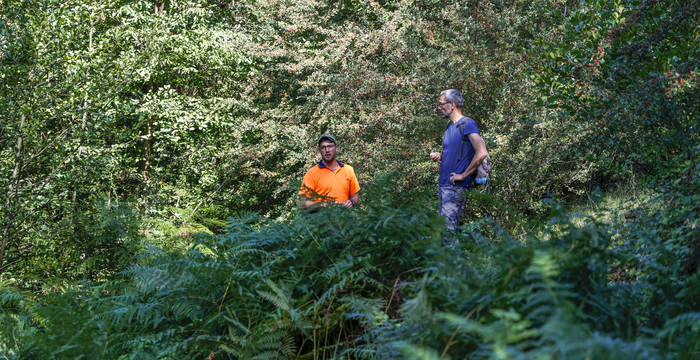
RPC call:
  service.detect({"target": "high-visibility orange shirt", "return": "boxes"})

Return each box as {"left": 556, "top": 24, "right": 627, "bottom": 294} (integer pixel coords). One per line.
{"left": 299, "top": 161, "right": 360, "bottom": 203}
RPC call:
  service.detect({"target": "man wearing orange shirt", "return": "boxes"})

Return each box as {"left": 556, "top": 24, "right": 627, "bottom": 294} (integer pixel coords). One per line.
{"left": 300, "top": 134, "right": 360, "bottom": 210}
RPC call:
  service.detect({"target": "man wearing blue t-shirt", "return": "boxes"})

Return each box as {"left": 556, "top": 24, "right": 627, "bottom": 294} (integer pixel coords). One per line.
{"left": 429, "top": 89, "right": 488, "bottom": 235}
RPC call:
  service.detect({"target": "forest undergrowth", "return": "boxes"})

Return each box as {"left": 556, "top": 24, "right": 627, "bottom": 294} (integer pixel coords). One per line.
{"left": 1, "top": 171, "right": 698, "bottom": 359}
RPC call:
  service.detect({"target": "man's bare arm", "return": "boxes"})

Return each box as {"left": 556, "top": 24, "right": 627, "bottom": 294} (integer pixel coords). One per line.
{"left": 449, "top": 133, "right": 488, "bottom": 185}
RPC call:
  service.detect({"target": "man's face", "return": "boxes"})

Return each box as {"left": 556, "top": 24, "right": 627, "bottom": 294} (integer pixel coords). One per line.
{"left": 437, "top": 94, "right": 452, "bottom": 118}
{"left": 319, "top": 140, "right": 337, "bottom": 163}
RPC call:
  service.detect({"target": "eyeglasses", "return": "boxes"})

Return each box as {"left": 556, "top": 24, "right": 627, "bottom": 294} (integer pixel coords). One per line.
{"left": 437, "top": 101, "right": 450, "bottom": 106}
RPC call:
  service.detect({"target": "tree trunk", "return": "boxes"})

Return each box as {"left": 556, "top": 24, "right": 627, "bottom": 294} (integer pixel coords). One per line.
{"left": 70, "top": 21, "right": 94, "bottom": 227}
{"left": 1, "top": 114, "right": 25, "bottom": 274}
{"left": 154, "top": 0, "right": 166, "bottom": 14}
{"left": 144, "top": 117, "right": 151, "bottom": 183}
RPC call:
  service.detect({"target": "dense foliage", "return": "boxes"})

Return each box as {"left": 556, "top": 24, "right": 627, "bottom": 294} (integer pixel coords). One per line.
{"left": 1, "top": 175, "right": 698, "bottom": 359}
{"left": 1, "top": 0, "right": 698, "bottom": 358}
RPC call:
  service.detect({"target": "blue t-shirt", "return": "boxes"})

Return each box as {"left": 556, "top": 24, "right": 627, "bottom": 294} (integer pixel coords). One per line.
{"left": 439, "top": 117, "right": 479, "bottom": 187}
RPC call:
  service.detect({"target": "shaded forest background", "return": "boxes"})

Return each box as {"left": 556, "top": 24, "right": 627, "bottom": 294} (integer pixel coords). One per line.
{"left": 1, "top": 0, "right": 698, "bottom": 358}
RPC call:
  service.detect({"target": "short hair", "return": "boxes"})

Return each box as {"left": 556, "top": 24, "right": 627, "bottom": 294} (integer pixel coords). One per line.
{"left": 440, "top": 89, "right": 464, "bottom": 108}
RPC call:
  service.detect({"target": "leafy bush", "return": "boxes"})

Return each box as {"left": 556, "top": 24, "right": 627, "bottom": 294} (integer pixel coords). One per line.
{"left": 531, "top": 0, "right": 699, "bottom": 184}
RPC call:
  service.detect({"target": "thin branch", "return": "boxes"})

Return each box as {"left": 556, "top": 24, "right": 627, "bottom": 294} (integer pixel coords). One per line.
{"left": 20, "top": 128, "right": 69, "bottom": 170}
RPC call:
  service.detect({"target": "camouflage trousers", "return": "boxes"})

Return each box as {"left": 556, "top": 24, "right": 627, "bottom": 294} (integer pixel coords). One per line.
{"left": 438, "top": 185, "right": 471, "bottom": 233}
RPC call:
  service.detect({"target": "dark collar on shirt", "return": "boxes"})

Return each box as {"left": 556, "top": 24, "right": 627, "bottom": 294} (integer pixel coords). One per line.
{"left": 318, "top": 160, "right": 344, "bottom": 168}
{"left": 445, "top": 116, "right": 469, "bottom": 130}
{"left": 455, "top": 116, "right": 469, "bottom": 127}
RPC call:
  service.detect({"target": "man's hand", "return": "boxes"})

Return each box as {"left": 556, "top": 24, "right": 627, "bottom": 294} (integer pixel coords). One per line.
{"left": 303, "top": 198, "right": 327, "bottom": 210}
{"left": 449, "top": 172, "right": 465, "bottom": 185}
{"left": 430, "top": 152, "right": 441, "bottom": 162}
{"left": 341, "top": 200, "right": 354, "bottom": 208}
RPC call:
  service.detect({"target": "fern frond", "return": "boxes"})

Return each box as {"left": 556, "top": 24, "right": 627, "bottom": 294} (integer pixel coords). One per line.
{"left": 659, "top": 312, "right": 700, "bottom": 339}
{"left": 399, "top": 344, "right": 443, "bottom": 360}
{"left": 257, "top": 288, "right": 290, "bottom": 313}
{"left": 0, "top": 289, "right": 25, "bottom": 306}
